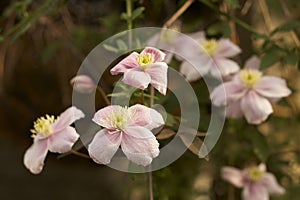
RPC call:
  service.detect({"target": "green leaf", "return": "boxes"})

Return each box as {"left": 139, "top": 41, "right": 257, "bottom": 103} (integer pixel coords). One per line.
{"left": 207, "top": 22, "right": 231, "bottom": 37}
{"left": 103, "top": 44, "right": 119, "bottom": 53}
{"left": 286, "top": 52, "right": 299, "bottom": 66}
{"left": 120, "top": 12, "right": 129, "bottom": 20}
{"left": 224, "top": 0, "right": 240, "bottom": 9}
{"left": 247, "top": 131, "right": 270, "bottom": 162}
{"left": 131, "top": 7, "right": 145, "bottom": 20}
{"left": 271, "top": 21, "right": 300, "bottom": 35}
{"left": 260, "top": 47, "right": 282, "bottom": 69}
{"left": 116, "top": 39, "right": 128, "bottom": 51}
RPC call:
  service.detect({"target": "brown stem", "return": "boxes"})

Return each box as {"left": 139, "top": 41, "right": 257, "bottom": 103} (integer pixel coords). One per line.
{"left": 70, "top": 150, "right": 91, "bottom": 159}
{"left": 258, "top": 0, "right": 273, "bottom": 33}
{"left": 96, "top": 85, "right": 110, "bottom": 105}
{"left": 163, "top": 0, "right": 194, "bottom": 28}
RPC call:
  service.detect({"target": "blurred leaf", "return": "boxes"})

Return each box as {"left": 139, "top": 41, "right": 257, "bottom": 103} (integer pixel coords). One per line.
{"left": 116, "top": 39, "right": 128, "bottom": 51}
{"left": 286, "top": 52, "right": 299, "bottom": 66}
{"left": 271, "top": 21, "right": 300, "bottom": 35}
{"left": 42, "top": 40, "right": 62, "bottom": 64}
{"left": 247, "top": 131, "right": 270, "bottom": 162}
{"left": 120, "top": 12, "right": 129, "bottom": 20}
{"left": 103, "top": 44, "right": 119, "bottom": 53}
{"left": 207, "top": 22, "right": 231, "bottom": 37}
{"left": 260, "top": 47, "right": 282, "bottom": 69}
{"left": 224, "top": 0, "right": 240, "bottom": 9}
{"left": 165, "top": 113, "right": 179, "bottom": 127}
{"left": 156, "top": 128, "right": 176, "bottom": 140}
{"left": 131, "top": 7, "right": 145, "bottom": 20}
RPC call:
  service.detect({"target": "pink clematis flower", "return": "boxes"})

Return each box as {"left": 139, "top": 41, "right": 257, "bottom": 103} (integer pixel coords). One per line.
{"left": 23, "top": 106, "right": 85, "bottom": 174}
{"left": 70, "top": 75, "right": 96, "bottom": 93}
{"left": 88, "top": 104, "right": 164, "bottom": 166}
{"left": 211, "top": 56, "right": 291, "bottom": 124}
{"left": 110, "top": 47, "right": 168, "bottom": 95}
{"left": 222, "top": 164, "right": 285, "bottom": 200}
{"left": 177, "top": 31, "right": 241, "bottom": 81}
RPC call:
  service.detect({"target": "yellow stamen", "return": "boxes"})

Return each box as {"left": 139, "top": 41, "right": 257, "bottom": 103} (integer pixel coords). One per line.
{"left": 110, "top": 107, "right": 129, "bottom": 130}
{"left": 248, "top": 167, "right": 265, "bottom": 182}
{"left": 31, "top": 115, "right": 57, "bottom": 137}
{"left": 203, "top": 39, "right": 218, "bottom": 55}
{"left": 137, "top": 53, "right": 154, "bottom": 70}
{"left": 239, "top": 69, "right": 262, "bottom": 88}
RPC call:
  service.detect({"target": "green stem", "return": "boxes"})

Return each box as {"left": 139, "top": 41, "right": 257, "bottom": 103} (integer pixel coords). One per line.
{"left": 126, "top": 0, "right": 133, "bottom": 48}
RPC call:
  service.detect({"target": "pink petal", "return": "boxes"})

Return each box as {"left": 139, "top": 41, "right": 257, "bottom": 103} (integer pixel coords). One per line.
{"left": 261, "top": 173, "right": 285, "bottom": 194}
{"left": 215, "top": 38, "right": 241, "bottom": 58}
{"left": 93, "top": 105, "right": 123, "bottom": 129}
{"left": 245, "top": 56, "right": 261, "bottom": 69}
{"left": 188, "top": 31, "right": 206, "bottom": 44}
{"left": 48, "top": 126, "right": 80, "bottom": 153}
{"left": 254, "top": 76, "right": 291, "bottom": 99}
{"left": 122, "top": 69, "right": 151, "bottom": 90}
{"left": 141, "top": 47, "right": 166, "bottom": 62}
{"left": 243, "top": 183, "right": 269, "bottom": 200}
{"left": 23, "top": 139, "right": 48, "bottom": 174}
{"left": 147, "top": 62, "right": 168, "bottom": 95}
{"left": 51, "top": 106, "right": 85, "bottom": 133}
{"left": 88, "top": 129, "right": 122, "bottom": 164}
{"left": 110, "top": 52, "right": 139, "bottom": 75}
{"left": 128, "top": 104, "right": 152, "bottom": 127}
{"left": 221, "top": 166, "right": 245, "bottom": 188}
{"left": 226, "top": 101, "right": 243, "bottom": 118}
{"left": 121, "top": 126, "right": 159, "bottom": 166}
{"left": 70, "top": 75, "right": 96, "bottom": 93}
{"left": 179, "top": 61, "right": 203, "bottom": 82}
{"left": 211, "top": 82, "right": 246, "bottom": 106}
{"left": 145, "top": 108, "right": 165, "bottom": 130}
{"left": 241, "top": 91, "right": 273, "bottom": 124}
{"left": 212, "top": 58, "right": 240, "bottom": 77}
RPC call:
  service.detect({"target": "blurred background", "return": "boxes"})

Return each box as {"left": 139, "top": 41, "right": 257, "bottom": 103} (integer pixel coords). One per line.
{"left": 0, "top": 0, "right": 300, "bottom": 199}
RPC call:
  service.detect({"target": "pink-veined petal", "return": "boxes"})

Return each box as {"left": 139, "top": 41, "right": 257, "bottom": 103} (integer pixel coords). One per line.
{"left": 241, "top": 91, "right": 273, "bottom": 125}
{"left": 254, "top": 76, "right": 291, "bottom": 99}
{"left": 122, "top": 69, "right": 151, "bottom": 90}
{"left": 70, "top": 75, "right": 96, "bottom": 93}
{"left": 212, "top": 58, "right": 240, "bottom": 77}
{"left": 211, "top": 82, "right": 246, "bottom": 106}
{"left": 147, "top": 62, "right": 168, "bottom": 95}
{"left": 110, "top": 52, "right": 139, "bottom": 75}
{"left": 226, "top": 100, "right": 243, "bottom": 118}
{"left": 221, "top": 166, "right": 245, "bottom": 188}
{"left": 145, "top": 108, "right": 165, "bottom": 130}
{"left": 180, "top": 61, "right": 203, "bottom": 82}
{"left": 128, "top": 104, "right": 152, "bottom": 127}
{"left": 23, "top": 139, "right": 48, "bottom": 174}
{"left": 93, "top": 105, "right": 123, "bottom": 129}
{"left": 242, "top": 183, "right": 269, "bottom": 200}
{"left": 261, "top": 173, "right": 285, "bottom": 194}
{"left": 48, "top": 126, "right": 80, "bottom": 153}
{"left": 215, "top": 39, "right": 241, "bottom": 58}
{"left": 141, "top": 47, "right": 166, "bottom": 62}
{"left": 245, "top": 56, "right": 261, "bottom": 69}
{"left": 51, "top": 106, "right": 85, "bottom": 133}
{"left": 121, "top": 126, "right": 159, "bottom": 166}
{"left": 88, "top": 129, "right": 122, "bottom": 164}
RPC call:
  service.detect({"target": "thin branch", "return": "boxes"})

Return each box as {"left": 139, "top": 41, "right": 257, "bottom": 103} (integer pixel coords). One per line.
{"left": 97, "top": 85, "right": 111, "bottom": 106}
{"left": 70, "top": 150, "right": 91, "bottom": 159}
{"left": 258, "top": 0, "right": 273, "bottom": 33}
{"left": 163, "top": 0, "right": 194, "bottom": 28}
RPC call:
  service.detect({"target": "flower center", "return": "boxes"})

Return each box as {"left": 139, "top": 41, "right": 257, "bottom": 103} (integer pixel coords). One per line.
{"left": 31, "top": 115, "right": 57, "bottom": 137}
{"left": 203, "top": 39, "right": 218, "bottom": 55}
{"left": 239, "top": 69, "right": 262, "bottom": 88}
{"left": 248, "top": 167, "right": 265, "bottom": 182}
{"left": 111, "top": 107, "right": 129, "bottom": 130}
{"left": 137, "top": 53, "right": 154, "bottom": 69}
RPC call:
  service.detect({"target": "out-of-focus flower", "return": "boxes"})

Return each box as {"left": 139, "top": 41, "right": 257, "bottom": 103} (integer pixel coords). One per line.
{"left": 177, "top": 31, "right": 241, "bottom": 81}
{"left": 24, "top": 107, "right": 85, "bottom": 174}
{"left": 70, "top": 75, "right": 96, "bottom": 93}
{"left": 211, "top": 56, "right": 291, "bottom": 124}
{"left": 88, "top": 104, "right": 164, "bottom": 166}
{"left": 222, "top": 164, "right": 285, "bottom": 200}
{"left": 110, "top": 47, "right": 168, "bottom": 95}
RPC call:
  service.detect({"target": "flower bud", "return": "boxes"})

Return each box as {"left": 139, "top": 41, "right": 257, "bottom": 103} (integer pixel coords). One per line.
{"left": 70, "top": 75, "right": 96, "bottom": 93}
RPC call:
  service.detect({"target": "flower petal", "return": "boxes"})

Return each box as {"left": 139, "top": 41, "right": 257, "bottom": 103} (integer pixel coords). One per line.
{"left": 23, "top": 139, "right": 48, "bottom": 174}
{"left": 128, "top": 104, "right": 152, "bottom": 127}
{"left": 145, "top": 108, "right": 165, "bottom": 130}
{"left": 254, "top": 76, "right": 291, "bottom": 98}
{"left": 51, "top": 106, "right": 85, "bottom": 133}
{"left": 221, "top": 166, "right": 245, "bottom": 188}
{"left": 122, "top": 69, "right": 151, "bottom": 90}
{"left": 70, "top": 75, "right": 96, "bottom": 93}
{"left": 141, "top": 47, "right": 166, "bottom": 62}
{"left": 261, "top": 173, "right": 285, "bottom": 194}
{"left": 211, "top": 82, "right": 246, "bottom": 106}
{"left": 242, "top": 183, "right": 269, "bottom": 200}
{"left": 110, "top": 52, "right": 139, "bottom": 75}
{"left": 88, "top": 129, "right": 122, "bottom": 164}
{"left": 147, "top": 62, "right": 168, "bottom": 95}
{"left": 48, "top": 127, "right": 80, "bottom": 153}
{"left": 180, "top": 61, "right": 203, "bottom": 82}
{"left": 245, "top": 56, "right": 261, "bottom": 69}
{"left": 215, "top": 39, "right": 241, "bottom": 58}
{"left": 93, "top": 105, "right": 123, "bottom": 129}
{"left": 241, "top": 91, "right": 273, "bottom": 124}
{"left": 226, "top": 101, "right": 243, "bottom": 118}
{"left": 212, "top": 58, "right": 240, "bottom": 77}
{"left": 122, "top": 126, "right": 159, "bottom": 166}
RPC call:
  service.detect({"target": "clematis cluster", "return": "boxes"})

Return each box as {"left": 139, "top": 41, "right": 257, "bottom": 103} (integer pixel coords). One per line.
{"left": 23, "top": 106, "right": 85, "bottom": 174}
{"left": 222, "top": 164, "right": 285, "bottom": 200}
{"left": 211, "top": 56, "right": 291, "bottom": 124}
